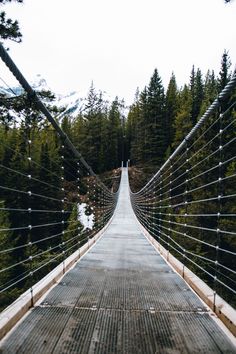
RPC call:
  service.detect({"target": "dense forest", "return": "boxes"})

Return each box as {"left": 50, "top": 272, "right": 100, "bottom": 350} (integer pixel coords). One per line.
{"left": 0, "top": 80, "right": 124, "bottom": 308}
{"left": 1, "top": 49, "right": 235, "bottom": 308}
{"left": 127, "top": 52, "right": 232, "bottom": 184}
{"left": 0, "top": 0, "right": 235, "bottom": 309}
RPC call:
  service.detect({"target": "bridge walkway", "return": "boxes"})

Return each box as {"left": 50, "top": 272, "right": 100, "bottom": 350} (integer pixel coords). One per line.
{"left": 1, "top": 169, "right": 235, "bottom": 353}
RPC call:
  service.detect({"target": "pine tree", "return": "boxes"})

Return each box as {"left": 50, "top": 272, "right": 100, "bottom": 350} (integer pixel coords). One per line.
{"left": 126, "top": 88, "right": 140, "bottom": 163}
{"left": 165, "top": 72, "right": 178, "bottom": 152}
{"left": 190, "top": 67, "right": 204, "bottom": 124}
{"left": 106, "top": 98, "right": 123, "bottom": 170}
{"left": 0, "top": 202, "right": 13, "bottom": 287}
{"left": 136, "top": 87, "right": 148, "bottom": 164}
{"left": 218, "top": 50, "right": 231, "bottom": 92}
{"left": 145, "top": 69, "right": 166, "bottom": 167}
{"left": 63, "top": 204, "right": 83, "bottom": 243}
{"left": 82, "top": 84, "right": 107, "bottom": 172}
{"left": 200, "top": 70, "right": 217, "bottom": 114}
{"left": 0, "top": 11, "right": 22, "bottom": 43}
{"left": 172, "top": 85, "right": 192, "bottom": 149}
{"left": 98, "top": 115, "right": 110, "bottom": 171}
{"left": 60, "top": 116, "right": 78, "bottom": 181}
{"left": 0, "top": 201, "right": 18, "bottom": 310}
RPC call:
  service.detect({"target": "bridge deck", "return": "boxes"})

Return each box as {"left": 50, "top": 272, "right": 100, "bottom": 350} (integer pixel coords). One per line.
{"left": 1, "top": 169, "right": 235, "bottom": 353}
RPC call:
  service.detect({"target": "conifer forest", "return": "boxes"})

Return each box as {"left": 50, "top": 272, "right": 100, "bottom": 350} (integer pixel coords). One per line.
{"left": 0, "top": 0, "right": 235, "bottom": 311}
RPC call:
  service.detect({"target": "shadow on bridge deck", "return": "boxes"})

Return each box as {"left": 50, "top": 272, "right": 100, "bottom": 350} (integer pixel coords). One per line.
{"left": 1, "top": 169, "right": 235, "bottom": 353}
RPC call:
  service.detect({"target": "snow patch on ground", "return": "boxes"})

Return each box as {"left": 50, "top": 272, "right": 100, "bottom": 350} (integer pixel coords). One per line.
{"left": 78, "top": 203, "right": 94, "bottom": 230}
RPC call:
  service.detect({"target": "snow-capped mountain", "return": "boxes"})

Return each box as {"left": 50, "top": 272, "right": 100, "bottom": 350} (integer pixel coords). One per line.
{"left": 0, "top": 74, "right": 84, "bottom": 119}
{"left": 54, "top": 90, "right": 84, "bottom": 119}
{"left": 0, "top": 74, "right": 130, "bottom": 119}
{"left": 32, "top": 74, "right": 50, "bottom": 91}
{"left": 0, "top": 85, "right": 24, "bottom": 97}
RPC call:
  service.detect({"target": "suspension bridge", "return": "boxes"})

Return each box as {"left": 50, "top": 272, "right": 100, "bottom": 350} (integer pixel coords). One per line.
{"left": 0, "top": 43, "right": 236, "bottom": 353}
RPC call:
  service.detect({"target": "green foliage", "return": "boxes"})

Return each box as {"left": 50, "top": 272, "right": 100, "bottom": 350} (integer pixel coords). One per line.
{"left": 0, "top": 47, "right": 235, "bottom": 310}
{"left": 71, "top": 84, "right": 124, "bottom": 173}
{"left": 218, "top": 50, "right": 231, "bottom": 91}
{"left": 172, "top": 85, "right": 192, "bottom": 149}
{"left": 0, "top": 0, "right": 23, "bottom": 43}
{"left": 127, "top": 69, "right": 167, "bottom": 169}
{"left": 127, "top": 52, "right": 236, "bottom": 306}
{"left": 165, "top": 73, "right": 178, "bottom": 152}
{"left": 63, "top": 204, "right": 83, "bottom": 253}
{"left": 0, "top": 201, "right": 13, "bottom": 284}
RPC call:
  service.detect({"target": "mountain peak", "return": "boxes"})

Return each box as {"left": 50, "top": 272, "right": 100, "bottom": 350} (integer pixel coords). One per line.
{"left": 0, "top": 74, "right": 84, "bottom": 119}
{"left": 31, "top": 74, "right": 50, "bottom": 91}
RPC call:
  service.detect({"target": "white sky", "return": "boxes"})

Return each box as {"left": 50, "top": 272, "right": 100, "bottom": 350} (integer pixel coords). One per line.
{"left": 1, "top": 0, "right": 236, "bottom": 105}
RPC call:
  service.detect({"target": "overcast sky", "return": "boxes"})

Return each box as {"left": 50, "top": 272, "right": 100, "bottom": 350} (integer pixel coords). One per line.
{"left": 1, "top": 0, "right": 236, "bottom": 105}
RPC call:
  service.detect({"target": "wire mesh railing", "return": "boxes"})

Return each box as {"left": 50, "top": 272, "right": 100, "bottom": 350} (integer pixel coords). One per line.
{"left": 130, "top": 71, "right": 236, "bottom": 309}
{"left": 0, "top": 44, "right": 120, "bottom": 311}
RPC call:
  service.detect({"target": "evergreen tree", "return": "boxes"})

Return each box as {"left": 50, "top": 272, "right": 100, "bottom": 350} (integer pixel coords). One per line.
{"left": 136, "top": 87, "right": 148, "bottom": 163}
{"left": 201, "top": 70, "right": 217, "bottom": 112}
{"left": 218, "top": 50, "right": 231, "bottom": 92}
{"left": 106, "top": 97, "right": 123, "bottom": 170}
{"left": 145, "top": 69, "right": 166, "bottom": 167}
{"left": 82, "top": 84, "right": 106, "bottom": 172}
{"left": 172, "top": 85, "right": 192, "bottom": 149}
{"left": 0, "top": 0, "right": 23, "bottom": 43}
{"left": 0, "top": 202, "right": 13, "bottom": 287}
{"left": 126, "top": 88, "right": 140, "bottom": 162}
{"left": 0, "top": 201, "right": 18, "bottom": 310}
{"left": 63, "top": 204, "right": 83, "bottom": 243}
{"left": 190, "top": 67, "right": 204, "bottom": 124}
{"left": 165, "top": 72, "right": 178, "bottom": 152}
{"left": 60, "top": 116, "right": 78, "bottom": 181}
{"left": 98, "top": 115, "right": 110, "bottom": 171}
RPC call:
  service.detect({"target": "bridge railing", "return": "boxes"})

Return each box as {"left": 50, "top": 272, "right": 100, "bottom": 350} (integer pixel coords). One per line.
{"left": 0, "top": 44, "right": 119, "bottom": 312}
{"left": 130, "top": 71, "right": 236, "bottom": 309}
